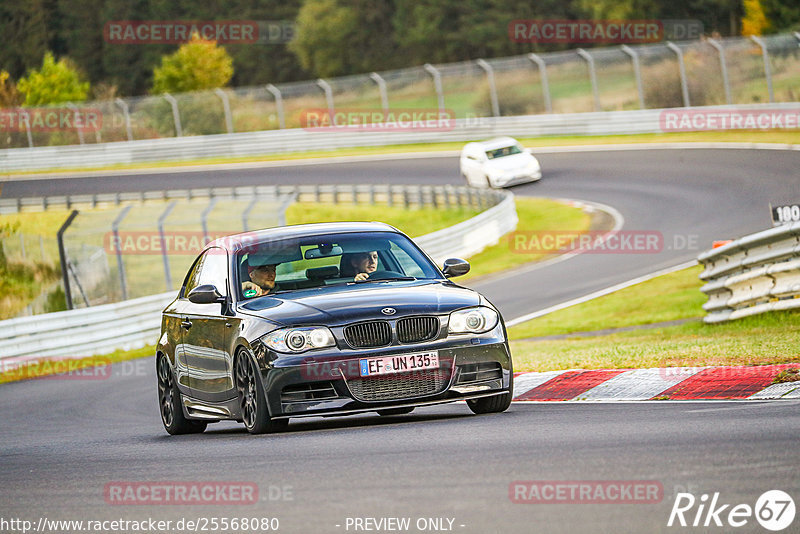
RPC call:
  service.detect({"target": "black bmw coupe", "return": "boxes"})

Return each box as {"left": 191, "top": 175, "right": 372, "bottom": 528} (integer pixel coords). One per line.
{"left": 157, "top": 222, "right": 513, "bottom": 434}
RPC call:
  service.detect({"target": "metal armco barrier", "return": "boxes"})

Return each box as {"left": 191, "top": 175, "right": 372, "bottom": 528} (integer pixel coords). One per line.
{"left": 698, "top": 222, "right": 800, "bottom": 323}
{"left": 3, "top": 103, "right": 799, "bottom": 174}
{"left": 0, "top": 186, "right": 515, "bottom": 361}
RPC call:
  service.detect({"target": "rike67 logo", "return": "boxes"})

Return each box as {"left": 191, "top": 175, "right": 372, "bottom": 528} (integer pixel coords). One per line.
{"left": 668, "top": 490, "right": 795, "bottom": 531}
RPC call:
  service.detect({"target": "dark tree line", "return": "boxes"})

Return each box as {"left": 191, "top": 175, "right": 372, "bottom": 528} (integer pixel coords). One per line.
{"left": 1, "top": 0, "right": 798, "bottom": 98}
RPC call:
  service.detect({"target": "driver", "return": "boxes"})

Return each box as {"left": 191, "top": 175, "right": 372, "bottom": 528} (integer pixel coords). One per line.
{"left": 242, "top": 260, "right": 277, "bottom": 297}
{"left": 350, "top": 251, "right": 378, "bottom": 281}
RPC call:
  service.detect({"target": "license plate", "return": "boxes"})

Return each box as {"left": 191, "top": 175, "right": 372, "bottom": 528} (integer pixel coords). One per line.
{"left": 359, "top": 351, "right": 439, "bottom": 377}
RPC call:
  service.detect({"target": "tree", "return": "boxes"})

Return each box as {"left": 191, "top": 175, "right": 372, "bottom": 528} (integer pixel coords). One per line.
{"left": 16, "top": 52, "right": 90, "bottom": 106}
{"left": 151, "top": 33, "right": 234, "bottom": 93}
{"left": 0, "top": 71, "right": 20, "bottom": 107}
{"left": 289, "top": 0, "right": 362, "bottom": 77}
{"left": 742, "top": 0, "right": 770, "bottom": 35}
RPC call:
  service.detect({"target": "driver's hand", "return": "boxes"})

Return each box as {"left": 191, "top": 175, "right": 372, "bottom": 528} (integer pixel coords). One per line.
{"left": 242, "top": 281, "right": 266, "bottom": 296}
{"left": 354, "top": 272, "right": 369, "bottom": 281}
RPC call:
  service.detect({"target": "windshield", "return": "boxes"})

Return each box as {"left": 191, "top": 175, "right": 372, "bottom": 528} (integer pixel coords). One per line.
{"left": 235, "top": 231, "right": 442, "bottom": 298}
{"left": 486, "top": 145, "right": 523, "bottom": 159}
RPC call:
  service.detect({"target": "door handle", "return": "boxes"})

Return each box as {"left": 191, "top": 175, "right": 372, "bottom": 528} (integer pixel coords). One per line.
{"left": 225, "top": 322, "right": 232, "bottom": 328}
{"left": 180, "top": 320, "right": 192, "bottom": 330}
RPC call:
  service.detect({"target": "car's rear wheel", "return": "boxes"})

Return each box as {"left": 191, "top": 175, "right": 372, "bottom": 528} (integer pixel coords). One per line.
{"left": 235, "top": 351, "right": 288, "bottom": 434}
{"left": 157, "top": 355, "right": 207, "bottom": 435}
{"left": 377, "top": 407, "right": 415, "bottom": 416}
{"left": 467, "top": 371, "right": 513, "bottom": 415}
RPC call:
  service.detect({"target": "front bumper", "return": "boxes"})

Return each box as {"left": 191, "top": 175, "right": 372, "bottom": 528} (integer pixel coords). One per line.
{"left": 492, "top": 169, "right": 542, "bottom": 188}
{"left": 261, "top": 338, "right": 512, "bottom": 418}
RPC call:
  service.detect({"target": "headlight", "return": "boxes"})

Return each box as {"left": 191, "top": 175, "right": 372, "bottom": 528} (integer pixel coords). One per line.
{"left": 262, "top": 327, "right": 336, "bottom": 353}
{"left": 448, "top": 306, "right": 499, "bottom": 334}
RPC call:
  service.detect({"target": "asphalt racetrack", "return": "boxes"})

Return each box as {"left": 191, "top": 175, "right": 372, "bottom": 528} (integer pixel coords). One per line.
{"left": 1, "top": 146, "right": 799, "bottom": 533}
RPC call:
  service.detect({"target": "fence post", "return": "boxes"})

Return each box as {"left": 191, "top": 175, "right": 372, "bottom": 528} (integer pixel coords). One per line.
{"left": 242, "top": 196, "right": 259, "bottom": 231}
{"left": 66, "top": 103, "right": 85, "bottom": 145}
{"left": 115, "top": 98, "right": 134, "bottom": 141}
{"left": 278, "top": 193, "right": 295, "bottom": 227}
{"left": 163, "top": 93, "right": 183, "bottom": 136}
{"left": 476, "top": 59, "right": 500, "bottom": 117}
{"left": 158, "top": 201, "right": 177, "bottom": 291}
{"left": 201, "top": 197, "right": 218, "bottom": 244}
{"left": 370, "top": 72, "right": 389, "bottom": 114}
{"left": 576, "top": 49, "right": 601, "bottom": 111}
{"left": 706, "top": 39, "right": 732, "bottom": 105}
{"left": 666, "top": 42, "right": 690, "bottom": 107}
{"left": 214, "top": 88, "right": 234, "bottom": 134}
{"left": 423, "top": 64, "right": 446, "bottom": 114}
{"left": 317, "top": 78, "right": 336, "bottom": 125}
{"left": 527, "top": 53, "right": 552, "bottom": 113}
{"left": 19, "top": 109, "right": 34, "bottom": 148}
{"left": 749, "top": 36, "right": 774, "bottom": 103}
{"left": 111, "top": 205, "right": 132, "bottom": 301}
{"left": 56, "top": 211, "right": 78, "bottom": 309}
{"left": 620, "top": 45, "right": 645, "bottom": 109}
{"left": 266, "top": 84, "right": 286, "bottom": 129}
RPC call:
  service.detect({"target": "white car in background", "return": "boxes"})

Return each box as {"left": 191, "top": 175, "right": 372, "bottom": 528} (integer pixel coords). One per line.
{"left": 459, "top": 137, "right": 541, "bottom": 188}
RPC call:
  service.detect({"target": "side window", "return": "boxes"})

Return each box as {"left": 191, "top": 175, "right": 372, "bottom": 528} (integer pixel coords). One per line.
{"left": 183, "top": 253, "right": 207, "bottom": 297}
{"left": 183, "top": 248, "right": 228, "bottom": 298}
{"left": 195, "top": 248, "right": 229, "bottom": 297}
{"left": 390, "top": 242, "right": 425, "bottom": 277}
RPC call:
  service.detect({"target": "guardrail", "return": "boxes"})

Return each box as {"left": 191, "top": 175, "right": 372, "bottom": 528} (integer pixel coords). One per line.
{"left": 2, "top": 183, "right": 502, "bottom": 215}
{"left": 698, "top": 222, "right": 800, "bottom": 323}
{"left": 3, "top": 102, "right": 799, "bottom": 173}
{"left": 0, "top": 185, "right": 515, "bottom": 361}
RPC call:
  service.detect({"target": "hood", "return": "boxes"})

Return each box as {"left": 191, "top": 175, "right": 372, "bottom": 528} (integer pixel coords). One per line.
{"left": 238, "top": 280, "right": 480, "bottom": 325}
{"left": 486, "top": 152, "right": 536, "bottom": 172}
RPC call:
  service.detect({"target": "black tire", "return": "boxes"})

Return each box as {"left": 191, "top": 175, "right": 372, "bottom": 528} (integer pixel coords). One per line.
{"left": 235, "top": 351, "right": 288, "bottom": 434}
{"left": 377, "top": 407, "right": 415, "bottom": 416}
{"left": 467, "top": 370, "right": 513, "bottom": 415}
{"left": 157, "top": 355, "right": 207, "bottom": 435}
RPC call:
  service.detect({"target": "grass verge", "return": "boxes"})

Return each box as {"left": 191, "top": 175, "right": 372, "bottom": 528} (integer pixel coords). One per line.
{"left": 510, "top": 310, "right": 800, "bottom": 372}
{"left": 507, "top": 264, "right": 706, "bottom": 339}
{"left": 6, "top": 130, "right": 799, "bottom": 177}
{"left": 457, "top": 197, "right": 591, "bottom": 282}
{"left": 285, "top": 202, "right": 480, "bottom": 237}
{"left": 507, "top": 264, "right": 800, "bottom": 372}
{"left": 0, "top": 345, "right": 154, "bottom": 385}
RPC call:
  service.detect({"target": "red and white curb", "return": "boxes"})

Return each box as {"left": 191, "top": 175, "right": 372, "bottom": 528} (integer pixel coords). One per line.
{"left": 511, "top": 364, "right": 800, "bottom": 401}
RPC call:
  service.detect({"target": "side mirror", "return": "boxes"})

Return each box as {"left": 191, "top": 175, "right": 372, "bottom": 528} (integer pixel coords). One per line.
{"left": 187, "top": 284, "right": 225, "bottom": 304}
{"left": 442, "top": 258, "right": 470, "bottom": 278}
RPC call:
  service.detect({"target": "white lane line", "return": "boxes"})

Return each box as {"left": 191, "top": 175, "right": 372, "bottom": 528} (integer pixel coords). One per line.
{"left": 506, "top": 259, "right": 698, "bottom": 327}
{"left": 573, "top": 367, "right": 707, "bottom": 401}
{"left": 512, "top": 370, "right": 570, "bottom": 399}
{"left": 749, "top": 382, "right": 800, "bottom": 399}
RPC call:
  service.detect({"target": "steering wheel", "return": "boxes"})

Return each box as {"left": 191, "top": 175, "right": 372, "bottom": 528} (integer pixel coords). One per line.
{"left": 361, "top": 270, "right": 405, "bottom": 281}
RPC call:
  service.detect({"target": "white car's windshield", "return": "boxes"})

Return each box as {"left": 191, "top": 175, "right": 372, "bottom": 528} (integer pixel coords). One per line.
{"left": 485, "top": 145, "right": 522, "bottom": 159}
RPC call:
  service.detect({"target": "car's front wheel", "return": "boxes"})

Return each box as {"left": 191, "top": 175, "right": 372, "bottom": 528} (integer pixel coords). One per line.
{"left": 467, "top": 371, "right": 513, "bottom": 414}
{"left": 235, "top": 351, "right": 288, "bottom": 434}
{"left": 157, "top": 355, "right": 207, "bottom": 435}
